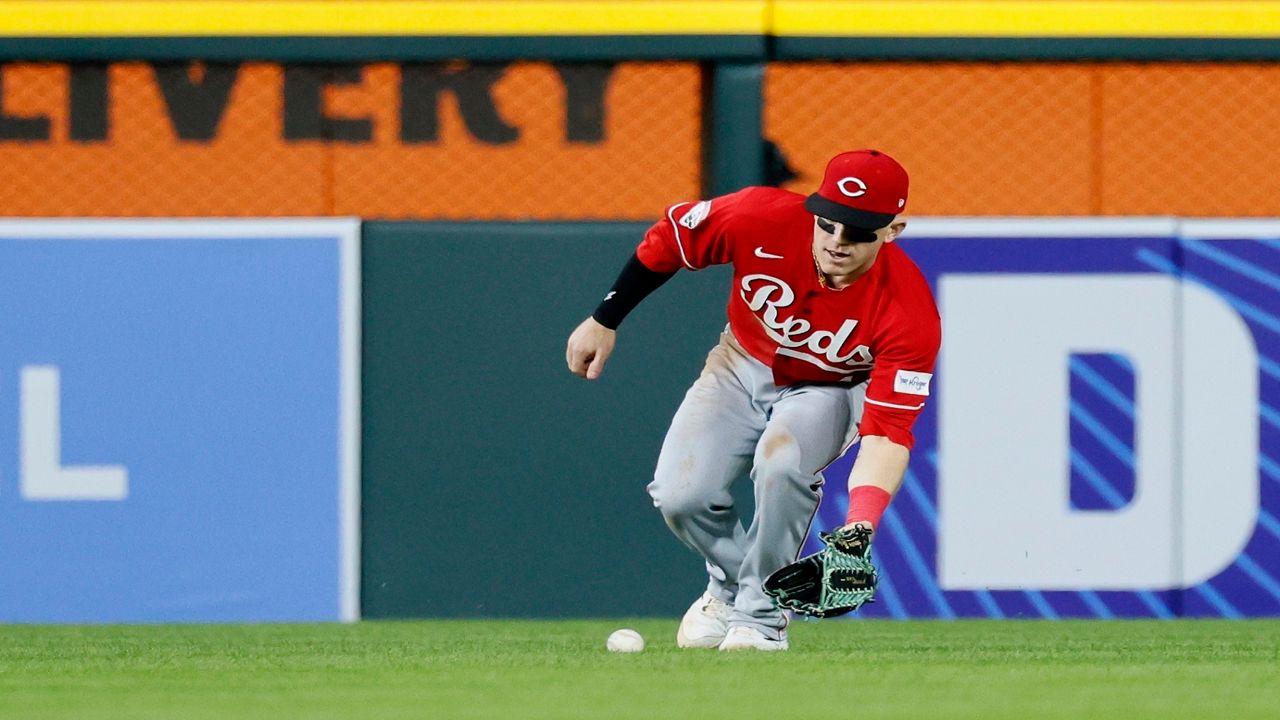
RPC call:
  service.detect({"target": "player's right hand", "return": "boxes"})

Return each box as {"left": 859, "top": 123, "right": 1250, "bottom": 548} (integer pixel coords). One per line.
{"left": 566, "top": 317, "right": 616, "bottom": 380}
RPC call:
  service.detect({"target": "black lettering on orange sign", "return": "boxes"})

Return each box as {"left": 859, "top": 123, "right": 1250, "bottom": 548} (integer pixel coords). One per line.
{"left": 283, "top": 65, "right": 373, "bottom": 143}
{"left": 0, "top": 65, "right": 51, "bottom": 141}
{"left": 69, "top": 64, "right": 109, "bottom": 142}
{"left": 153, "top": 63, "right": 240, "bottom": 141}
{"left": 400, "top": 63, "right": 520, "bottom": 145}
{"left": 556, "top": 63, "right": 615, "bottom": 143}
{"left": 0, "top": 61, "right": 617, "bottom": 147}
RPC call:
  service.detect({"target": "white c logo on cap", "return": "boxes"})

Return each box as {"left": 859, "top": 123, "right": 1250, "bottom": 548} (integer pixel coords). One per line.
{"left": 837, "top": 177, "right": 867, "bottom": 198}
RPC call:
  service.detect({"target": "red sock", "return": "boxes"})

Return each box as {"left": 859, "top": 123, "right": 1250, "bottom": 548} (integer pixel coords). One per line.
{"left": 845, "top": 485, "right": 892, "bottom": 529}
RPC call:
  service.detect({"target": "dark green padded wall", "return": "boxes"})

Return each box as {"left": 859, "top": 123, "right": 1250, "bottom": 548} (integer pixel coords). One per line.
{"left": 361, "top": 222, "right": 734, "bottom": 617}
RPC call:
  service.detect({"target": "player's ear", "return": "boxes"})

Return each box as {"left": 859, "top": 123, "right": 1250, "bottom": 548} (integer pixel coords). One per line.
{"left": 886, "top": 218, "right": 907, "bottom": 242}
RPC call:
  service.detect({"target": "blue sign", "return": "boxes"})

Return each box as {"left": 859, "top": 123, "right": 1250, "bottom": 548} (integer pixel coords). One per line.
{"left": 0, "top": 220, "right": 360, "bottom": 623}
{"left": 811, "top": 219, "right": 1279, "bottom": 618}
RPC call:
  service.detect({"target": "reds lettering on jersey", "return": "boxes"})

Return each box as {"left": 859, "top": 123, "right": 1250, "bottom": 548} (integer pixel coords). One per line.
{"left": 635, "top": 186, "right": 941, "bottom": 448}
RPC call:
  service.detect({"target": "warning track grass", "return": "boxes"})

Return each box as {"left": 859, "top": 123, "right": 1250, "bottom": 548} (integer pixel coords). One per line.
{"left": 2, "top": 619, "right": 1277, "bottom": 719}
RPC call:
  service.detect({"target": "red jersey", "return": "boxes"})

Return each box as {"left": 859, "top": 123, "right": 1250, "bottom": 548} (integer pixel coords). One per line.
{"left": 635, "top": 187, "right": 941, "bottom": 449}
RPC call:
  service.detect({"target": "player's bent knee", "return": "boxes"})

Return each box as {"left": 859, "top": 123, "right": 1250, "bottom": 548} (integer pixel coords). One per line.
{"left": 649, "top": 488, "right": 706, "bottom": 521}
{"left": 648, "top": 479, "right": 726, "bottom": 524}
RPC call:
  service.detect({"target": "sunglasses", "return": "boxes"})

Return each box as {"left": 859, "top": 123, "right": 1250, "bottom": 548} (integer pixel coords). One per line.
{"left": 815, "top": 216, "right": 880, "bottom": 244}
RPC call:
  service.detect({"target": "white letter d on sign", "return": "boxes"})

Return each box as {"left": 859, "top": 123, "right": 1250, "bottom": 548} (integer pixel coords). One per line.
{"left": 937, "top": 275, "right": 1257, "bottom": 590}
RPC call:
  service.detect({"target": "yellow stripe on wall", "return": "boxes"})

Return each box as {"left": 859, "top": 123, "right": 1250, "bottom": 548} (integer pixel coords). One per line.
{"left": 0, "top": 1, "right": 768, "bottom": 37}
{"left": 2, "top": 0, "right": 1278, "bottom": 38}
{"left": 774, "top": 1, "right": 1280, "bottom": 38}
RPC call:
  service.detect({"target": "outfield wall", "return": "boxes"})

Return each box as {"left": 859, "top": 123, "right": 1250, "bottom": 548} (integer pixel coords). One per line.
{"left": 1, "top": 217, "right": 1275, "bottom": 622}
{"left": 362, "top": 219, "right": 1280, "bottom": 620}
{"left": 820, "top": 219, "right": 1279, "bottom": 619}
{"left": 1, "top": 1, "right": 1279, "bottom": 621}
{"left": 0, "top": 220, "right": 361, "bottom": 623}
{"left": 359, "top": 222, "right": 729, "bottom": 618}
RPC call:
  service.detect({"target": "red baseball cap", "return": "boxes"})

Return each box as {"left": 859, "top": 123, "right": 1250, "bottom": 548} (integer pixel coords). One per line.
{"left": 804, "top": 149, "right": 909, "bottom": 230}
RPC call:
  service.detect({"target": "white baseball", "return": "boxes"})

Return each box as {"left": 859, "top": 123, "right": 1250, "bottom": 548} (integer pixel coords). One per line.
{"left": 606, "top": 628, "right": 645, "bottom": 653}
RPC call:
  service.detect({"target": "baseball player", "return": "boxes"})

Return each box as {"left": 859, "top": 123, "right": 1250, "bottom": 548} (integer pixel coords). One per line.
{"left": 566, "top": 150, "right": 940, "bottom": 651}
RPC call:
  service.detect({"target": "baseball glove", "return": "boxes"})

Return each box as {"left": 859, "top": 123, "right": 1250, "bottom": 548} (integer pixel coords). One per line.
{"left": 763, "top": 524, "right": 878, "bottom": 618}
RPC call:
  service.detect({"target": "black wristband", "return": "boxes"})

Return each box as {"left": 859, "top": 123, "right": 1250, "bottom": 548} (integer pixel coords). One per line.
{"left": 591, "top": 253, "right": 676, "bottom": 330}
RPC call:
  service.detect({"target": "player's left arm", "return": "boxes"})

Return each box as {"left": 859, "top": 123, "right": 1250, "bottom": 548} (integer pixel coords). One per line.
{"left": 842, "top": 434, "right": 910, "bottom": 523}
{"left": 843, "top": 292, "right": 942, "bottom": 532}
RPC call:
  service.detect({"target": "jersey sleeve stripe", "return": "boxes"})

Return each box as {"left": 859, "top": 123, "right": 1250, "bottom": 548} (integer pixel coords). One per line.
{"left": 865, "top": 397, "right": 926, "bottom": 411}
{"left": 666, "top": 202, "right": 698, "bottom": 271}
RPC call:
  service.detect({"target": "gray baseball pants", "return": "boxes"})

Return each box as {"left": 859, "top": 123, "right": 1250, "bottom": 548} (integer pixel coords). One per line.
{"left": 647, "top": 330, "right": 867, "bottom": 636}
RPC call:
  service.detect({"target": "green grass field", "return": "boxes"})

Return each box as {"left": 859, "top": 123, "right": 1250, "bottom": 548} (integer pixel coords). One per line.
{"left": 2, "top": 619, "right": 1277, "bottom": 719}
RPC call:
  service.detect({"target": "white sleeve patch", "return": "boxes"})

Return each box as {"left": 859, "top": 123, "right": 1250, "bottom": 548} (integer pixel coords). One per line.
{"left": 894, "top": 370, "right": 933, "bottom": 396}
{"left": 678, "top": 200, "right": 712, "bottom": 229}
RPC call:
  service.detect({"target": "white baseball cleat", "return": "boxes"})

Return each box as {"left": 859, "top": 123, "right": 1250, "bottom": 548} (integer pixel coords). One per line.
{"left": 676, "top": 592, "right": 732, "bottom": 648}
{"left": 718, "top": 625, "right": 790, "bottom": 652}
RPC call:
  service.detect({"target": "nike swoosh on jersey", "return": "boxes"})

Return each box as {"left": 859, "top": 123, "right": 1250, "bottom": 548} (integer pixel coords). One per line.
{"left": 754, "top": 247, "right": 785, "bottom": 259}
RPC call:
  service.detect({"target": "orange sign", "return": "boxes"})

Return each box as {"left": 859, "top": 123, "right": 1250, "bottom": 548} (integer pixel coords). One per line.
{"left": 766, "top": 62, "right": 1280, "bottom": 218}
{"left": 0, "top": 61, "right": 701, "bottom": 219}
